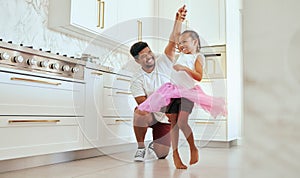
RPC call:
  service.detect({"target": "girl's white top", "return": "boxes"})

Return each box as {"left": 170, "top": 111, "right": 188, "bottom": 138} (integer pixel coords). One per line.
{"left": 171, "top": 53, "right": 205, "bottom": 89}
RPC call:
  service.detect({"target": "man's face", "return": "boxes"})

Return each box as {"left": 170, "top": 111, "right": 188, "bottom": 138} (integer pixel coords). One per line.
{"left": 136, "top": 47, "right": 155, "bottom": 71}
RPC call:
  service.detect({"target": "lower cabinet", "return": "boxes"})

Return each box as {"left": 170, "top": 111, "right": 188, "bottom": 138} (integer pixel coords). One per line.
{"left": 0, "top": 116, "right": 84, "bottom": 160}
{"left": 84, "top": 68, "right": 137, "bottom": 148}
{"left": 99, "top": 118, "right": 135, "bottom": 147}
{"left": 188, "top": 119, "right": 227, "bottom": 141}
{"left": 184, "top": 78, "right": 238, "bottom": 143}
{"left": 83, "top": 68, "right": 104, "bottom": 148}
{"left": 100, "top": 72, "right": 137, "bottom": 146}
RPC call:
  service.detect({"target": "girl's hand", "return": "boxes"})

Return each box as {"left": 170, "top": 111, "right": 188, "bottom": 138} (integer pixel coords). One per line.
{"left": 173, "top": 64, "right": 187, "bottom": 71}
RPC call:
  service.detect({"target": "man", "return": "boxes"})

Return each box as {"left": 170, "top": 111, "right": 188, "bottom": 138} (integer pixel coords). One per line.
{"left": 129, "top": 5, "right": 194, "bottom": 162}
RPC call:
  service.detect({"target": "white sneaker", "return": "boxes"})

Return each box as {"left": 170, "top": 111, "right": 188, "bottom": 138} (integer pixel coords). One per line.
{"left": 134, "top": 148, "right": 146, "bottom": 162}
{"left": 145, "top": 141, "right": 158, "bottom": 161}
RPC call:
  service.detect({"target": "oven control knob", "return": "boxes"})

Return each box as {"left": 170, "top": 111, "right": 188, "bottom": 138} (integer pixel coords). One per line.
{"left": 62, "top": 65, "right": 70, "bottom": 72}
{"left": 71, "top": 67, "right": 79, "bottom": 73}
{"left": 0, "top": 52, "right": 10, "bottom": 60}
{"left": 39, "top": 60, "right": 49, "bottom": 68}
{"left": 27, "top": 58, "right": 37, "bottom": 66}
{"left": 13, "top": 55, "right": 24, "bottom": 63}
{"left": 50, "top": 63, "right": 60, "bottom": 70}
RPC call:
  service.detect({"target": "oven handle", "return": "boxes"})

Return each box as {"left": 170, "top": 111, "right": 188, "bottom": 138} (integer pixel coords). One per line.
{"left": 204, "top": 53, "right": 222, "bottom": 58}
{"left": 10, "top": 77, "right": 62, "bottom": 86}
{"left": 8, "top": 120, "right": 60, "bottom": 124}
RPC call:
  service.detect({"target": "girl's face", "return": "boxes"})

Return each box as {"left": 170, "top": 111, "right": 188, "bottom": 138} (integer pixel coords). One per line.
{"left": 178, "top": 33, "right": 198, "bottom": 54}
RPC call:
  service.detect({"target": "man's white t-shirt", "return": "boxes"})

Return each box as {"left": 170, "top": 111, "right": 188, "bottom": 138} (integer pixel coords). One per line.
{"left": 130, "top": 54, "right": 173, "bottom": 123}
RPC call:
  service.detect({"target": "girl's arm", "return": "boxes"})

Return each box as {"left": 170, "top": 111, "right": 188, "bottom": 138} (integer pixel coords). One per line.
{"left": 164, "top": 5, "right": 187, "bottom": 61}
{"left": 173, "top": 55, "right": 203, "bottom": 81}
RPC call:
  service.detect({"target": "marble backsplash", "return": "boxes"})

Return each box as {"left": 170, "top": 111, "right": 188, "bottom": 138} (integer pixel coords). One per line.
{"left": 0, "top": 0, "right": 132, "bottom": 71}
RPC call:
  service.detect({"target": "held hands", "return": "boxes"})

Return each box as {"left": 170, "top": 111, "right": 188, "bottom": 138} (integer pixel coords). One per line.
{"left": 176, "top": 5, "right": 187, "bottom": 22}
{"left": 173, "top": 64, "right": 188, "bottom": 72}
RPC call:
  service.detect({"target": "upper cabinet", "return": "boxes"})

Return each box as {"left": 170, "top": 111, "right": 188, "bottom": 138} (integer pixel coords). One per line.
{"left": 48, "top": 0, "right": 154, "bottom": 48}
{"left": 188, "top": 0, "right": 226, "bottom": 46}
{"left": 156, "top": 0, "right": 226, "bottom": 46}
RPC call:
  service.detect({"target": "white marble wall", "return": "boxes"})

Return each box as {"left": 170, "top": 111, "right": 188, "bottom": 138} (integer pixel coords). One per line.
{"left": 0, "top": 0, "right": 131, "bottom": 70}
{"left": 242, "top": 0, "right": 300, "bottom": 177}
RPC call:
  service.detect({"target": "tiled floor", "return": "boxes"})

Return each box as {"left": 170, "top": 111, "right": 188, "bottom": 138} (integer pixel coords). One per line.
{"left": 0, "top": 146, "right": 243, "bottom": 178}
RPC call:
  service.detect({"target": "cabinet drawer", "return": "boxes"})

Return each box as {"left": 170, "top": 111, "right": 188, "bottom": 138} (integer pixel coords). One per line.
{"left": 103, "top": 73, "right": 131, "bottom": 90}
{"left": 197, "top": 79, "right": 227, "bottom": 98}
{"left": 102, "top": 88, "right": 136, "bottom": 117}
{"left": 0, "top": 116, "right": 83, "bottom": 160}
{"left": 100, "top": 118, "right": 135, "bottom": 146}
{"left": 188, "top": 120, "right": 226, "bottom": 141}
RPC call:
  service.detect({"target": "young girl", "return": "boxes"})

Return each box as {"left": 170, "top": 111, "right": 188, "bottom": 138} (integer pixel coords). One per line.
{"left": 136, "top": 30, "right": 227, "bottom": 169}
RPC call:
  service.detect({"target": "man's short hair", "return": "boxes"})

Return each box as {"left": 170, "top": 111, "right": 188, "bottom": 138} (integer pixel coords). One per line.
{"left": 130, "top": 41, "right": 149, "bottom": 59}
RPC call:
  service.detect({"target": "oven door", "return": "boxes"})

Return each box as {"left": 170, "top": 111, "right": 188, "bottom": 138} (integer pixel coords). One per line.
{"left": 0, "top": 71, "right": 84, "bottom": 116}
{"left": 203, "top": 45, "right": 226, "bottom": 79}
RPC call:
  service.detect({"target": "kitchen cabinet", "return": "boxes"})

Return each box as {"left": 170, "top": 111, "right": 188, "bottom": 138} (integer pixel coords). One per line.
{"left": 187, "top": 79, "right": 232, "bottom": 142}
{"left": 84, "top": 66, "right": 145, "bottom": 148}
{"left": 100, "top": 72, "right": 137, "bottom": 146}
{"left": 48, "top": 0, "right": 154, "bottom": 47}
{"left": 83, "top": 68, "right": 104, "bottom": 148}
{"left": 155, "top": 0, "right": 225, "bottom": 50}
{"left": 49, "top": 0, "right": 118, "bottom": 46}
{"left": 0, "top": 116, "right": 84, "bottom": 160}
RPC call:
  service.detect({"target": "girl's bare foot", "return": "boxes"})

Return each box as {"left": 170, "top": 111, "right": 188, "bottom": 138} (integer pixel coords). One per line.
{"left": 173, "top": 152, "right": 187, "bottom": 169}
{"left": 189, "top": 148, "right": 199, "bottom": 165}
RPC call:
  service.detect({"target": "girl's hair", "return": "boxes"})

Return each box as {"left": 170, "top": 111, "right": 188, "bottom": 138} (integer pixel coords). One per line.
{"left": 181, "top": 30, "right": 201, "bottom": 52}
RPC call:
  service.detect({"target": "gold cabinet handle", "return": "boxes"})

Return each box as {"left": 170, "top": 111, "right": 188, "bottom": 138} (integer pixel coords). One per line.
{"left": 97, "top": 0, "right": 101, "bottom": 27}
{"left": 116, "top": 91, "right": 132, "bottom": 95}
{"left": 115, "top": 119, "right": 132, "bottom": 123}
{"left": 137, "top": 20, "right": 142, "bottom": 41}
{"left": 194, "top": 121, "right": 215, "bottom": 125}
{"left": 11, "top": 77, "right": 61, "bottom": 86}
{"left": 116, "top": 77, "right": 131, "bottom": 82}
{"left": 9, "top": 120, "right": 60, "bottom": 124}
{"left": 100, "top": 1, "right": 105, "bottom": 29}
{"left": 201, "top": 79, "right": 212, "bottom": 83}
{"left": 91, "top": 71, "right": 103, "bottom": 76}
{"left": 97, "top": 0, "right": 105, "bottom": 28}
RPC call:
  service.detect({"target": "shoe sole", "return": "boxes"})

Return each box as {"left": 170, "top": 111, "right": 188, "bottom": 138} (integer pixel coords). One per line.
{"left": 134, "top": 158, "right": 144, "bottom": 162}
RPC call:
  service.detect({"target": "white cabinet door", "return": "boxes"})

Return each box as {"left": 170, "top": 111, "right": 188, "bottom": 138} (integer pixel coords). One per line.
{"left": 49, "top": 0, "right": 118, "bottom": 45}
{"left": 188, "top": 0, "right": 226, "bottom": 46}
{"left": 83, "top": 68, "right": 104, "bottom": 148}
{"left": 71, "top": 0, "right": 98, "bottom": 32}
{"left": 156, "top": 0, "right": 225, "bottom": 46}
{"left": 0, "top": 116, "right": 84, "bottom": 160}
{"left": 99, "top": 118, "right": 135, "bottom": 147}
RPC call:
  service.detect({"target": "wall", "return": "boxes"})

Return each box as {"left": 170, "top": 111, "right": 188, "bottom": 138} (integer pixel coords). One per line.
{"left": 0, "top": 0, "right": 132, "bottom": 71}
{"left": 243, "top": 0, "right": 300, "bottom": 177}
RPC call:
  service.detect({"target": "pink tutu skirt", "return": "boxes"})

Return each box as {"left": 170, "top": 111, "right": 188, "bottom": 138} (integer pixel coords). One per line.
{"left": 137, "top": 82, "right": 227, "bottom": 118}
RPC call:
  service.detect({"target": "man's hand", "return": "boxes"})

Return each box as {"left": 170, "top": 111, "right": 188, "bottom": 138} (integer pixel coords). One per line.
{"left": 176, "top": 5, "right": 187, "bottom": 22}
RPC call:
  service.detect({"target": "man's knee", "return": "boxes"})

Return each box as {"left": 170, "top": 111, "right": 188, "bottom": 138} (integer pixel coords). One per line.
{"left": 153, "top": 142, "right": 170, "bottom": 159}
{"left": 134, "top": 112, "right": 153, "bottom": 127}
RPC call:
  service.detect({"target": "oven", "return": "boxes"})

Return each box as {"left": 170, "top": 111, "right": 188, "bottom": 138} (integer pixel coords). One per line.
{"left": 0, "top": 41, "right": 85, "bottom": 117}
{"left": 202, "top": 45, "right": 226, "bottom": 79}
{"left": 0, "top": 40, "right": 86, "bottom": 160}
